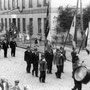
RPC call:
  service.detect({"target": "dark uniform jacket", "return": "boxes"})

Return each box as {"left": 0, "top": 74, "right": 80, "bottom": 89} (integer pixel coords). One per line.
{"left": 24, "top": 50, "right": 32, "bottom": 63}
{"left": 32, "top": 52, "right": 39, "bottom": 66}
{"left": 45, "top": 50, "right": 53, "bottom": 63}
{"left": 2, "top": 41, "right": 9, "bottom": 50}
{"left": 10, "top": 41, "right": 17, "bottom": 49}
{"left": 39, "top": 59, "right": 47, "bottom": 71}
{"left": 71, "top": 51, "right": 77, "bottom": 63}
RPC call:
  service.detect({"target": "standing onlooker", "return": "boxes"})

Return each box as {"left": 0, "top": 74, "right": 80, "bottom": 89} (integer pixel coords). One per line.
{"left": 24, "top": 46, "right": 32, "bottom": 73}
{"left": 39, "top": 54, "right": 47, "bottom": 83}
{"left": 10, "top": 38, "right": 17, "bottom": 57}
{"left": 32, "top": 48, "right": 39, "bottom": 77}
{"left": 2, "top": 39, "right": 9, "bottom": 58}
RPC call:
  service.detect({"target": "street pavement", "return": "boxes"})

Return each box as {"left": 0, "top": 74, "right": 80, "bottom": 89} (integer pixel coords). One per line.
{"left": 0, "top": 46, "right": 90, "bottom": 90}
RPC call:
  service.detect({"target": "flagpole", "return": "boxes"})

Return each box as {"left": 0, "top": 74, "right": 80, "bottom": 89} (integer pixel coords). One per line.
{"left": 78, "top": 0, "right": 84, "bottom": 54}
{"left": 44, "top": 1, "right": 50, "bottom": 52}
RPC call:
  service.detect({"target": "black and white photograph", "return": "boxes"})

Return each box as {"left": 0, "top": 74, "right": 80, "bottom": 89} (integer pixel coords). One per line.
{"left": 0, "top": 0, "right": 90, "bottom": 90}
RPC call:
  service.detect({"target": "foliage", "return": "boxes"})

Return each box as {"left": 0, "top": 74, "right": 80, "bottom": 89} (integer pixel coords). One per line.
{"left": 57, "top": 6, "right": 74, "bottom": 32}
{"left": 83, "top": 4, "right": 90, "bottom": 30}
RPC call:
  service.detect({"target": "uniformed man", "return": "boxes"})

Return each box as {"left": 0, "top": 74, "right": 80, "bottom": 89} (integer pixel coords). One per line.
{"left": 32, "top": 48, "right": 39, "bottom": 77}
{"left": 10, "top": 38, "right": 17, "bottom": 57}
{"left": 24, "top": 46, "right": 32, "bottom": 73}
{"left": 71, "top": 54, "right": 82, "bottom": 90}
{"left": 55, "top": 49, "right": 64, "bottom": 79}
{"left": 2, "top": 39, "right": 9, "bottom": 58}
{"left": 45, "top": 48, "right": 53, "bottom": 74}
{"left": 59, "top": 47, "right": 66, "bottom": 73}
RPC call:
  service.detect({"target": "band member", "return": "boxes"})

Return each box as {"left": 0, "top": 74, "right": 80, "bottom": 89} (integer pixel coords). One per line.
{"left": 32, "top": 48, "right": 39, "bottom": 77}
{"left": 39, "top": 54, "right": 47, "bottom": 83}
{"left": 24, "top": 46, "right": 32, "bottom": 73}
{"left": 71, "top": 48, "right": 77, "bottom": 77}
{"left": 59, "top": 47, "right": 66, "bottom": 73}
{"left": 71, "top": 55, "right": 82, "bottom": 90}
{"left": 10, "top": 38, "right": 17, "bottom": 57}
{"left": 55, "top": 49, "right": 64, "bottom": 78}
{"left": 2, "top": 39, "right": 9, "bottom": 58}
{"left": 45, "top": 48, "right": 53, "bottom": 74}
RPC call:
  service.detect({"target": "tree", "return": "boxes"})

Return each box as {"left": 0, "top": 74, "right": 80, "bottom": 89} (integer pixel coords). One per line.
{"left": 27, "top": 24, "right": 33, "bottom": 47}
{"left": 57, "top": 6, "right": 74, "bottom": 32}
{"left": 83, "top": 4, "right": 90, "bottom": 30}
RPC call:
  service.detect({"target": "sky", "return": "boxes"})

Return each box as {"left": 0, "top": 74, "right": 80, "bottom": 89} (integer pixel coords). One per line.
{"left": 51, "top": 0, "right": 90, "bottom": 8}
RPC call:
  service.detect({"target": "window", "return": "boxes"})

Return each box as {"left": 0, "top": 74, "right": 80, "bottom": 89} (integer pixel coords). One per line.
{"left": 5, "top": 18, "right": 7, "bottom": 30}
{"left": 44, "top": 18, "right": 47, "bottom": 34}
{"left": 17, "top": 0, "right": 18, "bottom": 8}
{"left": 43, "top": 0, "right": 47, "bottom": 6}
{"left": 9, "top": 18, "right": 11, "bottom": 28}
{"left": 4, "top": 0, "right": 6, "bottom": 10}
{"left": 29, "top": 18, "right": 33, "bottom": 35}
{"left": 37, "top": 0, "right": 41, "bottom": 7}
{"left": 17, "top": 18, "right": 20, "bottom": 32}
{"left": 0, "top": 0, "right": 2, "bottom": 10}
{"left": 22, "top": 18, "right": 26, "bottom": 33}
{"left": 29, "top": 0, "right": 32, "bottom": 8}
{"left": 38, "top": 18, "right": 42, "bottom": 34}
{"left": 12, "top": 0, "right": 15, "bottom": 9}
{"left": 8, "top": 0, "right": 11, "bottom": 9}
{"left": 22, "top": 0, "right": 25, "bottom": 8}
{"left": 1, "top": 18, "right": 3, "bottom": 30}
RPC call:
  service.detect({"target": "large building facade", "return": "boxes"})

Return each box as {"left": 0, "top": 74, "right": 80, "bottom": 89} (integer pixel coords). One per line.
{"left": 0, "top": 0, "right": 54, "bottom": 39}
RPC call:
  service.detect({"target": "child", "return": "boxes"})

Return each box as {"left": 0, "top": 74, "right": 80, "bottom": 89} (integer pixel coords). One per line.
{"left": 12, "top": 80, "right": 21, "bottom": 90}
{"left": 39, "top": 54, "right": 47, "bottom": 83}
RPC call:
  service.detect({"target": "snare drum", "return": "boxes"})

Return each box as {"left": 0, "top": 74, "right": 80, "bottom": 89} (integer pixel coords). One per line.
{"left": 74, "top": 66, "right": 90, "bottom": 84}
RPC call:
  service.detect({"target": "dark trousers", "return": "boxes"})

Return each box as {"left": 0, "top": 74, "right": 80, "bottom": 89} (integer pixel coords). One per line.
{"left": 32, "top": 64, "right": 38, "bottom": 77}
{"left": 47, "top": 62, "right": 52, "bottom": 73}
{"left": 56, "top": 65, "right": 62, "bottom": 78}
{"left": 61, "top": 61, "right": 64, "bottom": 72}
{"left": 72, "top": 79, "right": 82, "bottom": 90}
{"left": 11, "top": 48, "right": 16, "bottom": 57}
{"left": 26, "top": 62, "right": 31, "bottom": 73}
{"left": 4, "top": 49, "right": 7, "bottom": 57}
{"left": 39, "top": 71, "right": 46, "bottom": 82}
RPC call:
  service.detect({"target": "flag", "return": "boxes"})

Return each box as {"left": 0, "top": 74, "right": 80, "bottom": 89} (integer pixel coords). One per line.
{"left": 85, "top": 22, "right": 90, "bottom": 54}
{"left": 45, "top": 2, "right": 49, "bottom": 38}
{"left": 69, "top": 15, "right": 77, "bottom": 49}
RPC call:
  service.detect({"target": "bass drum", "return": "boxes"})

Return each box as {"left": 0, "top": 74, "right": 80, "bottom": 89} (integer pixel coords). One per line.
{"left": 74, "top": 66, "right": 90, "bottom": 84}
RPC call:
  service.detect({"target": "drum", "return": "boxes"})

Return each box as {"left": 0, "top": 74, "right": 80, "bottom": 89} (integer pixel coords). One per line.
{"left": 74, "top": 66, "right": 90, "bottom": 84}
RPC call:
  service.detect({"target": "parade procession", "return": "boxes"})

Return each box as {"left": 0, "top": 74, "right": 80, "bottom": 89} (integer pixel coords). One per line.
{"left": 0, "top": 0, "right": 90, "bottom": 90}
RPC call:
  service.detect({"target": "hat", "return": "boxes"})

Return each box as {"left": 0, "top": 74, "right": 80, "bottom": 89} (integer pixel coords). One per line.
{"left": 15, "top": 80, "right": 19, "bottom": 83}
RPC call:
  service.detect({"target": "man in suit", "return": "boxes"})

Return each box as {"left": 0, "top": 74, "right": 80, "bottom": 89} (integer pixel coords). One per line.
{"left": 2, "top": 39, "right": 9, "bottom": 58}
{"left": 24, "top": 46, "right": 32, "bottom": 73}
{"left": 32, "top": 48, "right": 39, "bottom": 77}
{"left": 10, "top": 38, "right": 17, "bottom": 57}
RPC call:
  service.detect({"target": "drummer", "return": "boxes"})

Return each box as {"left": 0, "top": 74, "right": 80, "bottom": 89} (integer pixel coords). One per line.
{"left": 71, "top": 54, "right": 82, "bottom": 90}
